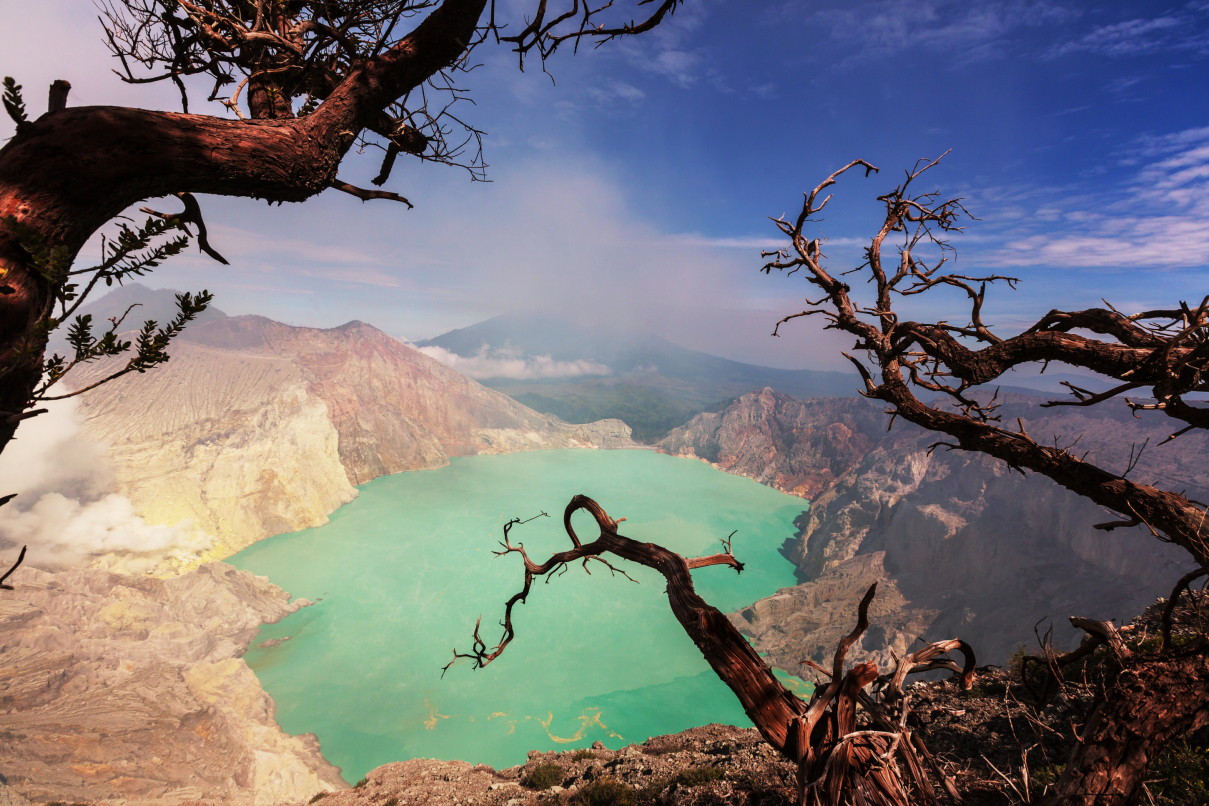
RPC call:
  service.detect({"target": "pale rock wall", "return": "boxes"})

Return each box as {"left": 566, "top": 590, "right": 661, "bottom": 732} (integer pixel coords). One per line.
{"left": 0, "top": 562, "right": 345, "bottom": 805}
{"left": 75, "top": 341, "right": 356, "bottom": 559}
{"left": 0, "top": 316, "right": 642, "bottom": 804}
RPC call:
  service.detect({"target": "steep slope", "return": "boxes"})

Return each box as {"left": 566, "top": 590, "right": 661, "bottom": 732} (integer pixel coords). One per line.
{"left": 659, "top": 389, "right": 1203, "bottom": 669}
{"left": 71, "top": 335, "right": 353, "bottom": 560}
{"left": 658, "top": 391, "right": 887, "bottom": 498}
{"left": 0, "top": 562, "right": 345, "bottom": 805}
{"left": 72, "top": 315, "right": 634, "bottom": 560}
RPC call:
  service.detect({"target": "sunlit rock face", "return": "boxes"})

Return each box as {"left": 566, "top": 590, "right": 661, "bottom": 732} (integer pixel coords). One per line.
{"left": 0, "top": 562, "right": 346, "bottom": 805}
{"left": 72, "top": 316, "right": 635, "bottom": 560}
{"left": 658, "top": 389, "right": 885, "bottom": 499}
{"left": 662, "top": 389, "right": 1204, "bottom": 669}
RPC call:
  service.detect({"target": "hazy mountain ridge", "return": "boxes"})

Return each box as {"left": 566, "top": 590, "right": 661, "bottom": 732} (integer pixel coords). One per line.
{"left": 44, "top": 283, "right": 231, "bottom": 360}
{"left": 417, "top": 314, "right": 863, "bottom": 441}
{"left": 659, "top": 389, "right": 1203, "bottom": 669}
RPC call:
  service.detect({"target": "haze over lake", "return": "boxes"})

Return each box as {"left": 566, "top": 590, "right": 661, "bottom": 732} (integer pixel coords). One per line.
{"left": 231, "top": 450, "right": 810, "bottom": 783}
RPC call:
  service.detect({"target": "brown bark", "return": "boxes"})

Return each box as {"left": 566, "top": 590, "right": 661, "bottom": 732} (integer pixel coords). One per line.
{"left": 0, "top": 0, "right": 488, "bottom": 451}
{"left": 447, "top": 495, "right": 807, "bottom": 752}
{"left": 762, "top": 156, "right": 1209, "bottom": 806}
{"left": 452, "top": 496, "right": 977, "bottom": 806}
{"left": 1042, "top": 646, "right": 1209, "bottom": 806}
{"left": 874, "top": 375, "right": 1209, "bottom": 569}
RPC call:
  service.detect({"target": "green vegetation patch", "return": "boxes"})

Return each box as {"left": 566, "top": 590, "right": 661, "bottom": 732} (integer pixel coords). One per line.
{"left": 1146, "top": 737, "right": 1209, "bottom": 805}
{"left": 635, "top": 778, "right": 669, "bottom": 805}
{"left": 572, "top": 749, "right": 598, "bottom": 761}
{"left": 308, "top": 793, "right": 329, "bottom": 804}
{"left": 673, "top": 767, "right": 724, "bottom": 787}
{"left": 523, "top": 762, "right": 566, "bottom": 790}
{"left": 570, "top": 779, "right": 635, "bottom": 806}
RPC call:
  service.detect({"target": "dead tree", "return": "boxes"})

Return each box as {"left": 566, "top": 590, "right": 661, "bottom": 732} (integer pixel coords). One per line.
{"left": 761, "top": 155, "right": 1209, "bottom": 806}
{"left": 448, "top": 495, "right": 978, "bottom": 806}
{"left": 0, "top": 0, "right": 682, "bottom": 457}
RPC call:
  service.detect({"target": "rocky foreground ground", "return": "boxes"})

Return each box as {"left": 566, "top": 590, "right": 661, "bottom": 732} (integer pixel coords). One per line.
{"left": 0, "top": 563, "right": 344, "bottom": 805}
{"left": 269, "top": 670, "right": 1166, "bottom": 806}
{"left": 3, "top": 613, "right": 1207, "bottom": 806}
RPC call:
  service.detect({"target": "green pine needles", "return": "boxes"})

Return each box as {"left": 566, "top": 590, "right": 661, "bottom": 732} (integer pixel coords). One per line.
{"left": 0, "top": 191, "right": 213, "bottom": 406}
{"left": 3, "top": 76, "right": 27, "bottom": 126}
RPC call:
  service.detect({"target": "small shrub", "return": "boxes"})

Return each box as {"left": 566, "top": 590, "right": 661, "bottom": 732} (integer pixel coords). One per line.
{"left": 523, "top": 762, "right": 566, "bottom": 790}
{"left": 635, "top": 778, "right": 668, "bottom": 805}
{"left": 309, "top": 793, "right": 329, "bottom": 804}
{"left": 355, "top": 778, "right": 368, "bottom": 789}
{"left": 961, "top": 686, "right": 986, "bottom": 699}
{"left": 571, "top": 779, "right": 634, "bottom": 806}
{"left": 573, "top": 749, "right": 597, "bottom": 761}
{"left": 1030, "top": 763, "right": 1064, "bottom": 790}
{"left": 383, "top": 798, "right": 399, "bottom": 806}
{"left": 1146, "top": 737, "right": 1209, "bottom": 805}
{"left": 672, "top": 767, "right": 724, "bottom": 787}
{"left": 1008, "top": 645, "right": 1027, "bottom": 677}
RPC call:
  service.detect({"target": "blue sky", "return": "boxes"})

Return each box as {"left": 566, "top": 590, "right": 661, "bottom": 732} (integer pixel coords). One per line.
{"left": 3, "top": 0, "right": 1208, "bottom": 371}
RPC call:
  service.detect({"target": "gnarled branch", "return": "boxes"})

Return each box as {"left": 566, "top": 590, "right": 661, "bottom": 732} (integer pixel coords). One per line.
{"left": 449, "top": 495, "right": 976, "bottom": 806}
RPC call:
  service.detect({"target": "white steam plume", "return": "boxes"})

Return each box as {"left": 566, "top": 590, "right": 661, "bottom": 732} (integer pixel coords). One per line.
{"left": 0, "top": 399, "right": 215, "bottom": 573}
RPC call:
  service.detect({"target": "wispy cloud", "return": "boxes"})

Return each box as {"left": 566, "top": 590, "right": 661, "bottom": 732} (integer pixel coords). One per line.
{"left": 616, "top": 0, "right": 713, "bottom": 87}
{"left": 416, "top": 344, "right": 611, "bottom": 380}
{"left": 980, "top": 126, "right": 1209, "bottom": 268}
{"left": 749, "top": 82, "right": 779, "bottom": 100}
{"left": 770, "top": 0, "right": 1079, "bottom": 66}
{"left": 586, "top": 80, "right": 647, "bottom": 107}
{"left": 1048, "top": 7, "right": 1209, "bottom": 59}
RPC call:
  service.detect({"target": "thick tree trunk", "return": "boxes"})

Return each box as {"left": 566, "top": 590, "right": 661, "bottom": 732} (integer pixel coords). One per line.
{"left": 457, "top": 496, "right": 973, "bottom": 806}
{"left": 1042, "top": 646, "right": 1209, "bottom": 806}
{"left": 0, "top": 0, "right": 488, "bottom": 453}
{"left": 564, "top": 496, "right": 809, "bottom": 753}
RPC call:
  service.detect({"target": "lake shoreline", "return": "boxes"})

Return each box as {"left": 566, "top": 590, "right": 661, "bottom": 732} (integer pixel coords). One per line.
{"left": 230, "top": 449, "right": 813, "bottom": 782}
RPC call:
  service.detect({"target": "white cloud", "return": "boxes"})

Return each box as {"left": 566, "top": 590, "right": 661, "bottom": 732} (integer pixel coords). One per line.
{"left": 749, "top": 83, "right": 778, "bottom": 100}
{"left": 983, "top": 126, "right": 1209, "bottom": 269}
{"left": 1, "top": 493, "right": 211, "bottom": 573}
{"left": 0, "top": 400, "right": 214, "bottom": 573}
{"left": 615, "top": 0, "right": 713, "bottom": 87}
{"left": 417, "top": 344, "right": 611, "bottom": 380}
{"left": 780, "top": 0, "right": 1079, "bottom": 66}
{"left": 586, "top": 80, "right": 647, "bottom": 107}
{"left": 1048, "top": 12, "right": 1209, "bottom": 59}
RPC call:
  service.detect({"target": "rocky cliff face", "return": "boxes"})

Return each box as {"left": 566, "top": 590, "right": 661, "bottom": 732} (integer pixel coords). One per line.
{"left": 660, "top": 389, "right": 1204, "bottom": 670}
{"left": 658, "top": 390, "right": 886, "bottom": 498}
{"left": 0, "top": 562, "right": 345, "bottom": 804}
{"left": 73, "top": 316, "right": 636, "bottom": 560}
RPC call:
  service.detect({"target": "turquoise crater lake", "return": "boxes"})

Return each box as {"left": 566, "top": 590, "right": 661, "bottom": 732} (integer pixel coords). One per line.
{"left": 230, "top": 450, "right": 810, "bottom": 783}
